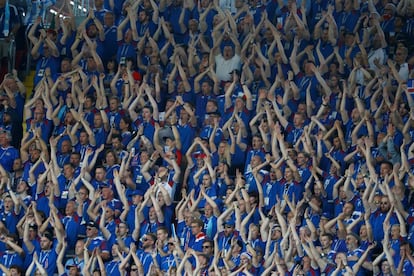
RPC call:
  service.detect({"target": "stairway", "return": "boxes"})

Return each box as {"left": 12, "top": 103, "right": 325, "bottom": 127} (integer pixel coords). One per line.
{"left": 22, "top": 70, "right": 36, "bottom": 134}
{"left": 23, "top": 70, "right": 36, "bottom": 99}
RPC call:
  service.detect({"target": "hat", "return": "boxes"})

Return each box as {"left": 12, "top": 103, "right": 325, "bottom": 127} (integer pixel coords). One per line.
{"left": 241, "top": 252, "right": 252, "bottom": 260}
{"left": 66, "top": 264, "right": 79, "bottom": 269}
{"left": 206, "top": 111, "right": 221, "bottom": 117}
{"left": 29, "top": 223, "right": 38, "bottom": 230}
{"left": 253, "top": 152, "right": 264, "bottom": 161}
{"left": 193, "top": 152, "right": 207, "bottom": 159}
{"left": 224, "top": 219, "right": 235, "bottom": 227}
{"left": 384, "top": 3, "right": 396, "bottom": 13}
{"left": 236, "top": 92, "right": 246, "bottom": 101}
{"left": 131, "top": 189, "right": 145, "bottom": 196}
{"left": 99, "top": 181, "right": 111, "bottom": 189}
{"left": 272, "top": 225, "right": 282, "bottom": 232}
{"left": 87, "top": 221, "right": 98, "bottom": 228}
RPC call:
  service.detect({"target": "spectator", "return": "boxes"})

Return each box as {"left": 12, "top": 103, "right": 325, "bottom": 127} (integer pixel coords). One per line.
{"left": 2, "top": 0, "right": 414, "bottom": 274}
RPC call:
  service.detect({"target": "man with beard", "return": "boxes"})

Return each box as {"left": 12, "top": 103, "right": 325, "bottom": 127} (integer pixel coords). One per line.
{"left": 344, "top": 232, "right": 373, "bottom": 276}
{"left": 157, "top": 236, "right": 179, "bottom": 273}
{"left": 34, "top": 226, "right": 63, "bottom": 276}
{"left": 85, "top": 221, "right": 110, "bottom": 261}
{"left": 217, "top": 211, "right": 239, "bottom": 252}
{"left": 370, "top": 195, "right": 398, "bottom": 243}
{"left": 136, "top": 233, "right": 157, "bottom": 272}
{"left": 71, "top": 11, "right": 105, "bottom": 61}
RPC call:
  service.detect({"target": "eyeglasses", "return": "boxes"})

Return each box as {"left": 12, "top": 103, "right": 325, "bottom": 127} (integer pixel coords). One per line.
{"left": 142, "top": 238, "right": 148, "bottom": 241}
{"left": 168, "top": 242, "right": 175, "bottom": 246}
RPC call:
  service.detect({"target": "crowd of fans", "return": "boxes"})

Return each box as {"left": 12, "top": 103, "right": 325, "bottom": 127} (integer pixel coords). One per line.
{"left": 1, "top": 0, "right": 414, "bottom": 275}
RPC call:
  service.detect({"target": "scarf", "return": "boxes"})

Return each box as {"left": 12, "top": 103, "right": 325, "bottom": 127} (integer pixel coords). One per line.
{"left": 3, "top": 0, "right": 10, "bottom": 37}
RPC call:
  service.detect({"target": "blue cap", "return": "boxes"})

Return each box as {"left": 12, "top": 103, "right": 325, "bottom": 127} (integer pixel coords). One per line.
{"left": 241, "top": 252, "right": 252, "bottom": 260}
{"left": 87, "top": 221, "right": 98, "bottom": 228}
{"left": 224, "top": 219, "right": 235, "bottom": 227}
{"left": 99, "top": 181, "right": 112, "bottom": 189}
{"left": 131, "top": 189, "right": 145, "bottom": 196}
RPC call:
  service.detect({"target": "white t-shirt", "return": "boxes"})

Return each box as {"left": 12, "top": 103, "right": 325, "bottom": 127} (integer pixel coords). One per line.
{"left": 368, "top": 48, "right": 386, "bottom": 71}
{"left": 398, "top": 62, "right": 409, "bottom": 82}
{"left": 215, "top": 54, "right": 241, "bottom": 82}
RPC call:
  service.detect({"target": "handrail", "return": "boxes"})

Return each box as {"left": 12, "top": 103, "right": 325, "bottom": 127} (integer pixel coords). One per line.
{"left": 25, "top": 36, "right": 33, "bottom": 76}
{"left": 8, "top": 38, "right": 16, "bottom": 72}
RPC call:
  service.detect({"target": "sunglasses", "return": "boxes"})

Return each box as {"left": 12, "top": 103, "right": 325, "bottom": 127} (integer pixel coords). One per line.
{"left": 131, "top": 268, "right": 138, "bottom": 271}
{"left": 202, "top": 246, "right": 211, "bottom": 248}
{"left": 168, "top": 242, "right": 175, "bottom": 246}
